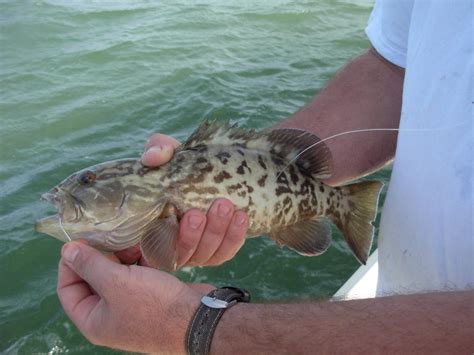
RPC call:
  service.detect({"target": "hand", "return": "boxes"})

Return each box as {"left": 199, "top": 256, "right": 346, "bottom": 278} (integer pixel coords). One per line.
{"left": 138, "top": 133, "right": 249, "bottom": 268}
{"left": 58, "top": 242, "right": 213, "bottom": 353}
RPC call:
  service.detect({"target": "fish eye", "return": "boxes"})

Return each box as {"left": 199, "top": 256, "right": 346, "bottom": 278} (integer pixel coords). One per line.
{"left": 78, "top": 171, "right": 96, "bottom": 186}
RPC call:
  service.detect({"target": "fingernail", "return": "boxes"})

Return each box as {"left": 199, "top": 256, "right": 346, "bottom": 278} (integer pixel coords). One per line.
{"left": 188, "top": 215, "right": 204, "bottom": 230}
{"left": 146, "top": 145, "right": 163, "bottom": 154}
{"left": 234, "top": 213, "right": 247, "bottom": 226}
{"left": 217, "top": 203, "right": 231, "bottom": 217}
{"left": 62, "top": 244, "right": 79, "bottom": 263}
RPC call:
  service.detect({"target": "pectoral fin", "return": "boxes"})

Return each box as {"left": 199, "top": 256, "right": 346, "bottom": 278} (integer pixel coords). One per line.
{"left": 140, "top": 215, "right": 179, "bottom": 272}
{"left": 270, "top": 218, "right": 332, "bottom": 256}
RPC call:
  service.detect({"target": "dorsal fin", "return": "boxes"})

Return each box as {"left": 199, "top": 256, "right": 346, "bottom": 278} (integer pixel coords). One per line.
{"left": 183, "top": 119, "right": 259, "bottom": 149}
{"left": 183, "top": 120, "right": 333, "bottom": 178}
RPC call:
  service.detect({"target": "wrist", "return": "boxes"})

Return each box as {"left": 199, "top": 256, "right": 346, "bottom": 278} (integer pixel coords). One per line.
{"left": 209, "top": 302, "right": 251, "bottom": 354}
{"left": 155, "top": 287, "right": 203, "bottom": 355}
{"left": 186, "top": 287, "right": 251, "bottom": 355}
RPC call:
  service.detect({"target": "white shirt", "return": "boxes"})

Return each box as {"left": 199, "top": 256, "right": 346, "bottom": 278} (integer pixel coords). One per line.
{"left": 366, "top": 0, "right": 473, "bottom": 295}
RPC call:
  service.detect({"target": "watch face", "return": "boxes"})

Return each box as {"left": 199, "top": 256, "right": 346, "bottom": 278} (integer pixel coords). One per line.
{"left": 201, "top": 295, "right": 231, "bottom": 309}
{"left": 201, "top": 287, "right": 251, "bottom": 309}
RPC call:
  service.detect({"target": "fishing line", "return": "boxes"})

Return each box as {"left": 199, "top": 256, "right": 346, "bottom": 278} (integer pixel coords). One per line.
{"left": 59, "top": 217, "right": 72, "bottom": 242}
{"left": 277, "top": 120, "right": 471, "bottom": 178}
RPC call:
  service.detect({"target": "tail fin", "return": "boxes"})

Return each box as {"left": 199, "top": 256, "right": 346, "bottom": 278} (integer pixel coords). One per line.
{"left": 333, "top": 180, "right": 383, "bottom": 265}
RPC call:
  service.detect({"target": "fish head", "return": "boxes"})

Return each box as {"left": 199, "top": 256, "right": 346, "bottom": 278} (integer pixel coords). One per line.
{"left": 36, "top": 159, "right": 165, "bottom": 249}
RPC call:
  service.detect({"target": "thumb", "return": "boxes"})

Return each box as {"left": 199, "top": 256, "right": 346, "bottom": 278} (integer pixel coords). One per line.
{"left": 62, "top": 242, "right": 123, "bottom": 295}
{"left": 142, "top": 145, "right": 175, "bottom": 167}
{"left": 142, "top": 133, "right": 181, "bottom": 167}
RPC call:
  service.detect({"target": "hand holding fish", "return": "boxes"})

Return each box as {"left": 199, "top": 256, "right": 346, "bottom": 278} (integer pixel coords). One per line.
{"left": 57, "top": 241, "right": 213, "bottom": 354}
{"left": 139, "top": 132, "right": 250, "bottom": 267}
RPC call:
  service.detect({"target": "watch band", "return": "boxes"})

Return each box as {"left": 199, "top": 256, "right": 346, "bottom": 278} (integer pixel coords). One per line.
{"left": 186, "top": 286, "right": 250, "bottom": 355}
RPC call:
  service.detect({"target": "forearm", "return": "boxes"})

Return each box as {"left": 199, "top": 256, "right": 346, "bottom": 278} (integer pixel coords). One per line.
{"left": 211, "top": 290, "right": 473, "bottom": 354}
{"left": 277, "top": 48, "right": 405, "bottom": 185}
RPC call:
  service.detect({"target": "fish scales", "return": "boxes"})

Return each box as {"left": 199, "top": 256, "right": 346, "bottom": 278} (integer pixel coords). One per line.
{"left": 36, "top": 120, "right": 383, "bottom": 271}
{"left": 160, "top": 145, "right": 328, "bottom": 236}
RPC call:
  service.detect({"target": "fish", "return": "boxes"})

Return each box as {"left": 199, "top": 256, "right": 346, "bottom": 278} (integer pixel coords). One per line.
{"left": 35, "top": 120, "right": 383, "bottom": 271}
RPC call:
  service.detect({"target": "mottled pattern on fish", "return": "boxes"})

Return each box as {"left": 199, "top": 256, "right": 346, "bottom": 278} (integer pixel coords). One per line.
{"left": 36, "top": 120, "right": 383, "bottom": 271}
{"left": 158, "top": 144, "right": 344, "bottom": 236}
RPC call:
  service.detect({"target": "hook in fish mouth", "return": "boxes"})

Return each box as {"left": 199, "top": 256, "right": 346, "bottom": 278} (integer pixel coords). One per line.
{"left": 37, "top": 188, "right": 66, "bottom": 241}
{"left": 38, "top": 188, "right": 81, "bottom": 242}
{"left": 40, "top": 187, "right": 85, "bottom": 224}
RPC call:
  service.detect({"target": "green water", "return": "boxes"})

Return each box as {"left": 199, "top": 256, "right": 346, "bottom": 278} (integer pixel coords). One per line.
{"left": 0, "top": 0, "right": 386, "bottom": 353}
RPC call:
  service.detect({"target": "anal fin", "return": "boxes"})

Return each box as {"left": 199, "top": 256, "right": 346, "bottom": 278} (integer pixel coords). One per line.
{"left": 140, "top": 215, "right": 179, "bottom": 272}
{"left": 270, "top": 218, "right": 332, "bottom": 256}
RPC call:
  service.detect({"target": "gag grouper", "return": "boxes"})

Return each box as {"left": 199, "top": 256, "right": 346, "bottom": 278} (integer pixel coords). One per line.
{"left": 36, "top": 120, "right": 383, "bottom": 271}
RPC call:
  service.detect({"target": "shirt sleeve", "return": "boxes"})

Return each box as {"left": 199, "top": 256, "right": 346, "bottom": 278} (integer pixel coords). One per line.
{"left": 365, "top": 0, "right": 414, "bottom": 68}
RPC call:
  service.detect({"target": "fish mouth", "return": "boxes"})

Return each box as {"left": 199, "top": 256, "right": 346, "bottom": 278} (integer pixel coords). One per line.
{"left": 42, "top": 188, "right": 84, "bottom": 221}
{"left": 36, "top": 188, "right": 81, "bottom": 242}
{"left": 35, "top": 214, "right": 71, "bottom": 242}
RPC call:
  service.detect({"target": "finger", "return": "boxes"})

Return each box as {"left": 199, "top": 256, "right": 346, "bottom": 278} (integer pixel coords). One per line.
{"left": 187, "top": 199, "right": 234, "bottom": 265}
{"left": 145, "top": 133, "right": 181, "bottom": 151}
{"left": 57, "top": 258, "right": 101, "bottom": 330}
{"left": 142, "top": 134, "right": 180, "bottom": 167}
{"left": 206, "top": 211, "right": 248, "bottom": 266}
{"left": 115, "top": 244, "right": 142, "bottom": 265}
{"left": 114, "top": 245, "right": 149, "bottom": 267}
{"left": 142, "top": 146, "right": 174, "bottom": 167}
{"left": 61, "top": 242, "right": 124, "bottom": 296}
{"left": 137, "top": 257, "right": 150, "bottom": 267}
{"left": 176, "top": 210, "right": 207, "bottom": 267}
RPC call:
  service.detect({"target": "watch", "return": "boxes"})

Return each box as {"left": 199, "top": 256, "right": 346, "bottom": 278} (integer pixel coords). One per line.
{"left": 186, "top": 286, "right": 251, "bottom": 355}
